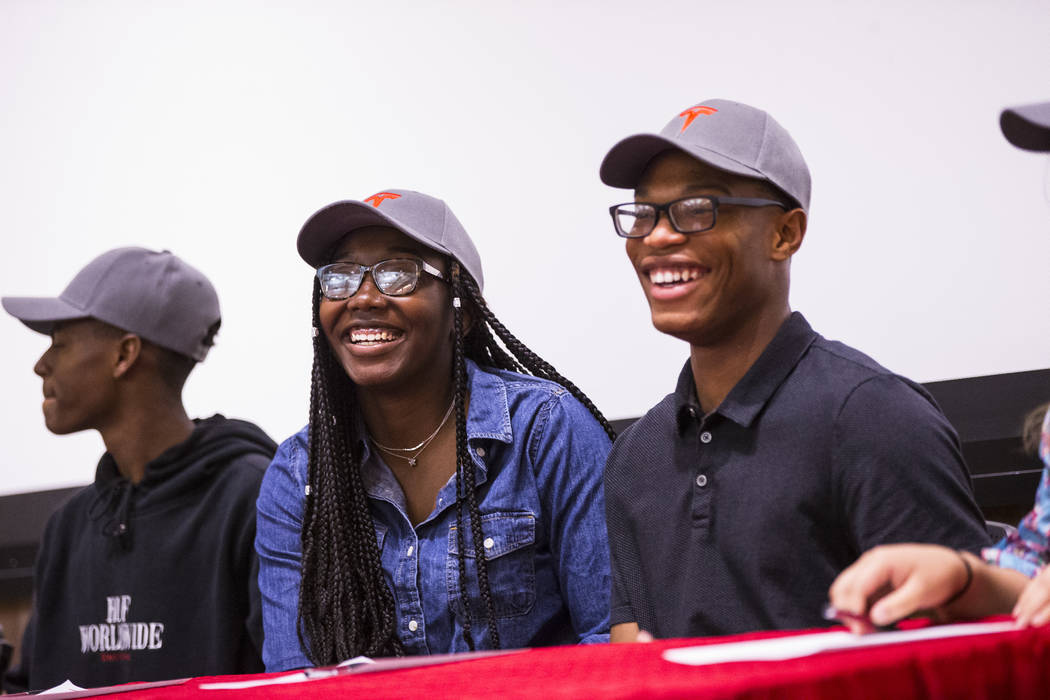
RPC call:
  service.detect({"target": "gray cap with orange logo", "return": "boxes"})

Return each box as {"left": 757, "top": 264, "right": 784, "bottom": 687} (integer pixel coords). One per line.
{"left": 600, "top": 98, "right": 812, "bottom": 212}
{"left": 297, "top": 189, "right": 485, "bottom": 292}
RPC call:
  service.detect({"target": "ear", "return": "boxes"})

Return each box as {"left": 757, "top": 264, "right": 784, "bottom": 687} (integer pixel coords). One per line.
{"left": 770, "top": 208, "right": 807, "bottom": 262}
{"left": 460, "top": 302, "right": 476, "bottom": 337}
{"left": 113, "top": 334, "right": 143, "bottom": 379}
{"left": 448, "top": 297, "right": 476, "bottom": 342}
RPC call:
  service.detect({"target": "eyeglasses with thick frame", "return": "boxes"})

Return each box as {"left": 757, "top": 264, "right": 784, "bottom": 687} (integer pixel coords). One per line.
{"left": 609, "top": 196, "right": 788, "bottom": 239}
{"left": 316, "top": 257, "right": 445, "bottom": 300}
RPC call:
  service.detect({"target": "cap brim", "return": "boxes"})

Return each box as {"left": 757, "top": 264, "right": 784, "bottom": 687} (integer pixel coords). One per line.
{"left": 1001, "top": 102, "right": 1050, "bottom": 152}
{"left": 599, "top": 133, "right": 766, "bottom": 189}
{"left": 297, "top": 200, "right": 453, "bottom": 268}
{"left": 1, "top": 296, "right": 88, "bottom": 335}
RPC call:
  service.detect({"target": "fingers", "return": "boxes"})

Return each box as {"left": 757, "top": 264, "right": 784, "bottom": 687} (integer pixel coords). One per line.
{"left": 868, "top": 576, "right": 932, "bottom": 626}
{"left": 828, "top": 544, "right": 965, "bottom": 633}
{"left": 828, "top": 547, "right": 899, "bottom": 624}
{"left": 1014, "top": 566, "right": 1050, "bottom": 627}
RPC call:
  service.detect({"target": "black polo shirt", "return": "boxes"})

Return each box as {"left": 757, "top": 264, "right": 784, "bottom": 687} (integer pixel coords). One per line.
{"left": 605, "top": 312, "right": 990, "bottom": 638}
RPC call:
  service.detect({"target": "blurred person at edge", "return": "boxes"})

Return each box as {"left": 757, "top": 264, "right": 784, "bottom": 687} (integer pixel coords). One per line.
{"left": 830, "top": 102, "right": 1050, "bottom": 633}
{"left": 1, "top": 248, "right": 276, "bottom": 692}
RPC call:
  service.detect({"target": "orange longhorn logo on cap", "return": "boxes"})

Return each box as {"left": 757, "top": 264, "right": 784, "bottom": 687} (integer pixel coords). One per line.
{"left": 678, "top": 105, "right": 719, "bottom": 133}
{"left": 365, "top": 192, "right": 401, "bottom": 207}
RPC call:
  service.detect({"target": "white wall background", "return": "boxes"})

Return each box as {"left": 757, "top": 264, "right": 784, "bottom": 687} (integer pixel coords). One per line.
{"left": 2, "top": 0, "right": 1049, "bottom": 496}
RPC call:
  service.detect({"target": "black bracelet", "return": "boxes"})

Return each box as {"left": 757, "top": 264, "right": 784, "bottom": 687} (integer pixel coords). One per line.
{"left": 940, "top": 550, "right": 974, "bottom": 607}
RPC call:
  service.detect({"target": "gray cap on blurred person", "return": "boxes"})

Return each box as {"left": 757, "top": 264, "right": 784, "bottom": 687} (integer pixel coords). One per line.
{"left": 2, "top": 247, "right": 221, "bottom": 361}
{"left": 600, "top": 98, "right": 812, "bottom": 212}
{"left": 297, "top": 188, "right": 485, "bottom": 292}
{"left": 1001, "top": 101, "right": 1050, "bottom": 152}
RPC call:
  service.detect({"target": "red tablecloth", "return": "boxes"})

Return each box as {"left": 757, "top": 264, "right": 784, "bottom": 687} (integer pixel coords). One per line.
{"left": 63, "top": 619, "right": 1050, "bottom": 699}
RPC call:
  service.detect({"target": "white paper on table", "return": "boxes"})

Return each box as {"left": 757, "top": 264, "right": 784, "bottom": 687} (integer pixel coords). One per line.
{"left": 39, "top": 680, "right": 86, "bottom": 694}
{"left": 197, "top": 672, "right": 316, "bottom": 690}
{"left": 27, "top": 677, "right": 189, "bottom": 697}
{"left": 198, "top": 652, "right": 521, "bottom": 690}
{"left": 198, "top": 657, "right": 374, "bottom": 690}
{"left": 662, "top": 621, "right": 1016, "bottom": 667}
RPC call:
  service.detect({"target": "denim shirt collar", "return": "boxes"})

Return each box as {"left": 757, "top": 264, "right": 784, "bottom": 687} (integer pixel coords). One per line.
{"left": 674, "top": 311, "right": 817, "bottom": 432}
{"left": 358, "top": 359, "right": 514, "bottom": 510}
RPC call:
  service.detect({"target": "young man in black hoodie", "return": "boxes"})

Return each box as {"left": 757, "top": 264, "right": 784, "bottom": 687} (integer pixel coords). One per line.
{"left": 1, "top": 247, "right": 277, "bottom": 692}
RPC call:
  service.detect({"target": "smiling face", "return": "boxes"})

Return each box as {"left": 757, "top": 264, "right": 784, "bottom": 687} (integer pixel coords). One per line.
{"left": 33, "top": 319, "right": 123, "bottom": 435}
{"left": 318, "top": 226, "right": 454, "bottom": 396}
{"left": 626, "top": 150, "right": 796, "bottom": 348}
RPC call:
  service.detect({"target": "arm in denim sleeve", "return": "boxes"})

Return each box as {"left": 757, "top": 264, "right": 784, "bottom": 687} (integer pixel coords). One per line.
{"left": 529, "top": 391, "right": 612, "bottom": 644}
{"left": 984, "top": 413, "right": 1050, "bottom": 577}
{"left": 255, "top": 429, "right": 312, "bottom": 671}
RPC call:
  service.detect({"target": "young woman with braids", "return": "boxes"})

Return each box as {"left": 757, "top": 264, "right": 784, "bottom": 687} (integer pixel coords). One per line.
{"left": 256, "top": 189, "right": 615, "bottom": 670}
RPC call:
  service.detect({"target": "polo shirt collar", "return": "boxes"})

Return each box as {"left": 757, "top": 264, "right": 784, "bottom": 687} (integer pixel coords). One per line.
{"left": 674, "top": 312, "right": 818, "bottom": 431}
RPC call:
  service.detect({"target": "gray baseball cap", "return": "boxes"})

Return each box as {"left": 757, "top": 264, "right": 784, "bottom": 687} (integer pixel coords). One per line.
{"left": 1001, "top": 101, "right": 1050, "bottom": 152}
{"left": 297, "top": 188, "right": 485, "bottom": 292}
{"left": 600, "top": 98, "right": 812, "bottom": 211}
{"left": 2, "top": 247, "right": 221, "bottom": 361}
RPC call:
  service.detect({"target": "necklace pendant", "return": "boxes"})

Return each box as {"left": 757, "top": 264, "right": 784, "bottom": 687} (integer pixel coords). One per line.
{"left": 408, "top": 457, "right": 418, "bottom": 468}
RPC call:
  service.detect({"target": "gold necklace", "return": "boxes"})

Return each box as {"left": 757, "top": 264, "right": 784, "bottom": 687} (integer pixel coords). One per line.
{"left": 371, "top": 401, "right": 455, "bottom": 468}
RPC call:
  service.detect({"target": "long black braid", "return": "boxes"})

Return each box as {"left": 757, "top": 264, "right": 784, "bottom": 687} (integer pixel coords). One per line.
{"left": 298, "top": 278, "right": 404, "bottom": 663}
{"left": 297, "top": 262, "right": 616, "bottom": 664}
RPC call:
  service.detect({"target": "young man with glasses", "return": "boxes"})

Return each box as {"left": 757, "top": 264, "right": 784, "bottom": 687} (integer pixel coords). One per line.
{"left": 2, "top": 248, "right": 276, "bottom": 692}
{"left": 599, "top": 99, "right": 991, "bottom": 642}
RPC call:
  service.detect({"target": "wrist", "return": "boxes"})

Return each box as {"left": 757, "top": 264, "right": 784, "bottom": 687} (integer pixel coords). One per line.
{"left": 940, "top": 550, "right": 975, "bottom": 609}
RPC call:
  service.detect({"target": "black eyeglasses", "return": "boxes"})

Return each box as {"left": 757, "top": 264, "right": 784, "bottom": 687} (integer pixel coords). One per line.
{"left": 609, "top": 196, "right": 788, "bottom": 239}
{"left": 316, "top": 258, "right": 445, "bottom": 300}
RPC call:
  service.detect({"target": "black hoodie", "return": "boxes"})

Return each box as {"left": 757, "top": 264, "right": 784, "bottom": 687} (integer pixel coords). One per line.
{"left": 4, "top": 415, "right": 277, "bottom": 693}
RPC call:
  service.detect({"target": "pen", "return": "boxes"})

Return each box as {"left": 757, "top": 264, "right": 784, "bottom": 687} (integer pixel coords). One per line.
{"left": 822, "top": 603, "right": 897, "bottom": 631}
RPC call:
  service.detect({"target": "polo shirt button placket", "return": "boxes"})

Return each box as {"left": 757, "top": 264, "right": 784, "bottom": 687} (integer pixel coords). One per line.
{"left": 697, "top": 430, "right": 712, "bottom": 487}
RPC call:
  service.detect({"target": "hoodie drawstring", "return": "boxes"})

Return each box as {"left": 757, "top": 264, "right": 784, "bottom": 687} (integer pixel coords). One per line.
{"left": 88, "top": 480, "right": 134, "bottom": 549}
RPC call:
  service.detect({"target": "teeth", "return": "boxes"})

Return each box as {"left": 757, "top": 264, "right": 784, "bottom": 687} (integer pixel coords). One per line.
{"left": 349, "top": 328, "right": 400, "bottom": 344}
{"left": 649, "top": 268, "right": 702, "bottom": 285}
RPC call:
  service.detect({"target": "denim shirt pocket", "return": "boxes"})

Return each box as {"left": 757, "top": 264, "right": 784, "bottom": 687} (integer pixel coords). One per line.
{"left": 446, "top": 511, "right": 536, "bottom": 619}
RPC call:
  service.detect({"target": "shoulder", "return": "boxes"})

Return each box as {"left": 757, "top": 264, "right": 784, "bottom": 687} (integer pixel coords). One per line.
{"left": 796, "top": 336, "right": 938, "bottom": 415}
{"left": 193, "top": 415, "right": 278, "bottom": 482}
{"left": 609, "top": 392, "right": 678, "bottom": 456}
{"left": 471, "top": 363, "right": 612, "bottom": 462}
{"left": 260, "top": 425, "right": 310, "bottom": 493}
{"left": 475, "top": 363, "right": 569, "bottom": 403}
{"left": 275, "top": 424, "right": 310, "bottom": 458}
{"left": 474, "top": 363, "right": 601, "bottom": 429}
{"left": 604, "top": 392, "right": 678, "bottom": 488}
{"left": 38, "top": 485, "right": 96, "bottom": 539}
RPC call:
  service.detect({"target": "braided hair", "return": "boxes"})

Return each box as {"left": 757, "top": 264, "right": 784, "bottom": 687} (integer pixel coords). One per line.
{"left": 298, "top": 261, "right": 615, "bottom": 665}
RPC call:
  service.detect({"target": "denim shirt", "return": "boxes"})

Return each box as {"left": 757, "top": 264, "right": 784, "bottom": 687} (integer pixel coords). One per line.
{"left": 256, "top": 360, "right": 612, "bottom": 671}
{"left": 984, "top": 410, "right": 1050, "bottom": 577}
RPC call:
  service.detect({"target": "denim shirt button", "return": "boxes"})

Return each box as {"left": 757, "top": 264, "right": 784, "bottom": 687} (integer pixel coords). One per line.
{"left": 406, "top": 545, "right": 414, "bottom": 557}
{"left": 408, "top": 619, "right": 418, "bottom": 632}
{"left": 483, "top": 537, "right": 495, "bottom": 550}
{"left": 476, "top": 447, "right": 486, "bottom": 457}
{"left": 700, "top": 431, "right": 713, "bottom": 444}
